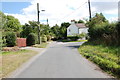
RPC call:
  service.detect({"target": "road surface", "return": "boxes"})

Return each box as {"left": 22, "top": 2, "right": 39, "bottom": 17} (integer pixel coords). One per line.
{"left": 13, "top": 42, "right": 111, "bottom": 78}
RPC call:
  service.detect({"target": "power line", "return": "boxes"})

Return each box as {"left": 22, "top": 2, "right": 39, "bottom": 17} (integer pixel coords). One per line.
{"left": 56, "top": 2, "right": 87, "bottom": 23}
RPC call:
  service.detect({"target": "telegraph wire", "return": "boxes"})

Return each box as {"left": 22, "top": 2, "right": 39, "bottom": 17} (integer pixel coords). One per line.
{"left": 56, "top": 1, "right": 88, "bottom": 24}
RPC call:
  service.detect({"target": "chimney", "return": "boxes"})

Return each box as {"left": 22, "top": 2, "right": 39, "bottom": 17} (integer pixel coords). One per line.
{"left": 71, "top": 20, "right": 75, "bottom": 24}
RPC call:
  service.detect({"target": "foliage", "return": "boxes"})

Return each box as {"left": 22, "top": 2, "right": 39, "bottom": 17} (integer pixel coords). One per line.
{"left": 51, "top": 24, "right": 60, "bottom": 39}
{"left": 76, "top": 33, "right": 87, "bottom": 39}
{"left": 4, "top": 15, "right": 21, "bottom": 32}
{"left": 26, "top": 33, "right": 37, "bottom": 46}
{"left": 78, "top": 19, "right": 84, "bottom": 23}
{"left": 46, "top": 35, "right": 51, "bottom": 41}
{"left": 116, "top": 22, "right": 120, "bottom": 45}
{"left": 87, "top": 13, "right": 119, "bottom": 46}
{"left": 67, "top": 36, "right": 79, "bottom": 41}
{"left": 20, "top": 23, "right": 34, "bottom": 38}
{"left": 40, "top": 24, "right": 51, "bottom": 36}
{"left": 61, "top": 22, "right": 70, "bottom": 28}
{"left": 41, "top": 35, "right": 47, "bottom": 42}
{"left": 59, "top": 26, "right": 67, "bottom": 39}
{"left": 0, "top": 11, "right": 6, "bottom": 30}
{"left": 5, "top": 32, "right": 16, "bottom": 47}
{"left": 78, "top": 42, "right": 120, "bottom": 78}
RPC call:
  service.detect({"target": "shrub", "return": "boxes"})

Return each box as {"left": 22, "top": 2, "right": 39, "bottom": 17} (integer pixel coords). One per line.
{"left": 46, "top": 35, "right": 51, "bottom": 41}
{"left": 77, "top": 33, "right": 87, "bottom": 39}
{"left": 5, "top": 32, "right": 16, "bottom": 47}
{"left": 67, "top": 36, "right": 79, "bottom": 41}
{"left": 42, "top": 35, "right": 47, "bottom": 42}
{"left": 27, "top": 33, "right": 37, "bottom": 46}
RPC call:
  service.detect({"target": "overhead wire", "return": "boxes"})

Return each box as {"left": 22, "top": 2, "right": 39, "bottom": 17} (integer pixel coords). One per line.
{"left": 56, "top": 1, "right": 88, "bottom": 24}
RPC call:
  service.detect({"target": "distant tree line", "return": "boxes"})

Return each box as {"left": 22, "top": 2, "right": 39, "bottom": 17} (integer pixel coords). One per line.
{"left": 0, "top": 11, "right": 71, "bottom": 47}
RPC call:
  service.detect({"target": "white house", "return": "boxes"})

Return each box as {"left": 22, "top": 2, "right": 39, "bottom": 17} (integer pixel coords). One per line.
{"left": 67, "top": 20, "right": 88, "bottom": 36}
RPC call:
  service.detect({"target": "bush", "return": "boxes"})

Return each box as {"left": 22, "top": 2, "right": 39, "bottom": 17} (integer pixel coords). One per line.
{"left": 5, "top": 32, "right": 16, "bottom": 47}
{"left": 67, "top": 36, "right": 79, "bottom": 41}
{"left": 42, "top": 35, "right": 47, "bottom": 42}
{"left": 46, "top": 35, "right": 51, "bottom": 41}
{"left": 77, "top": 33, "right": 87, "bottom": 39}
{"left": 27, "top": 33, "right": 37, "bottom": 46}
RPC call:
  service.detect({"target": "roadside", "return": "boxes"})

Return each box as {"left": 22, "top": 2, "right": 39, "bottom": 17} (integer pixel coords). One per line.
{"left": 1, "top": 41, "right": 52, "bottom": 78}
{"left": 78, "top": 41, "right": 120, "bottom": 79}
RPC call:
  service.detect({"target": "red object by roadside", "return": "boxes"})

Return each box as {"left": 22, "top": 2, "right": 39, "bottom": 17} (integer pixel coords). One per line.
{"left": 16, "top": 38, "right": 26, "bottom": 47}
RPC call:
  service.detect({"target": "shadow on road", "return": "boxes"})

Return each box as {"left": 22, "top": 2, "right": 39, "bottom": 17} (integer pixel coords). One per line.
{"left": 67, "top": 45, "right": 80, "bottom": 49}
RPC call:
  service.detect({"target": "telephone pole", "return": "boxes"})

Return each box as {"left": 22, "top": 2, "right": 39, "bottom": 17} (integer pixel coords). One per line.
{"left": 37, "top": 3, "right": 41, "bottom": 44}
{"left": 88, "top": 0, "right": 92, "bottom": 21}
{"left": 47, "top": 18, "right": 48, "bottom": 25}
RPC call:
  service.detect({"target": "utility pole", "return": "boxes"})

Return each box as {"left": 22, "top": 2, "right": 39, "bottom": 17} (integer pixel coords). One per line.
{"left": 88, "top": 0, "right": 92, "bottom": 21}
{"left": 118, "top": 1, "right": 120, "bottom": 22}
{"left": 37, "top": 3, "right": 41, "bottom": 44}
{"left": 47, "top": 18, "right": 48, "bottom": 25}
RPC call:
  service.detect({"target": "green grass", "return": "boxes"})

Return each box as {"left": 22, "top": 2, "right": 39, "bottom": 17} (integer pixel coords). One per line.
{"left": 2, "top": 49, "right": 29, "bottom": 55}
{"left": 1, "top": 49, "right": 38, "bottom": 78}
{"left": 68, "top": 40, "right": 88, "bottom": 42}
{"left": 33, "top": 42, "right": 48, "bottom": 48}
{"left": 78, "top": 42, "right": 120, "bottom": 78}
{"left": 60, "top": 39, "right": 87, "bottom": 42}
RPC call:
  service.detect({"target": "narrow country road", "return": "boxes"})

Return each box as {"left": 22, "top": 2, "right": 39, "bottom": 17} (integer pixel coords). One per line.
{"left": 13, "top": 42, "right": 111, "bottom": 78}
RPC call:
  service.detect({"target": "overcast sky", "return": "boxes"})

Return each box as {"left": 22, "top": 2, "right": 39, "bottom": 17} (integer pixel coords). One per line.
{"left": 1, "top": 0, "right": 119, "bottom": 26}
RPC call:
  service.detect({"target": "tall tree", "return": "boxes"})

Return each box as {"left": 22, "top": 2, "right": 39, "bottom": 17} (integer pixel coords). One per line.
{"left": 0, "top": 11, "right": 6, "bottom": 30}
{"left": 86, "top": 13, "right": 108, "bottom": 28}
{"left": 20, "top": 23, "right": 33, "bottom": 38}
{"left": 51, "top": 24, "right": 60, "bottom": 39}
{"left": 61, "top": 22, "right": 70, "bottom": 28}
{"left": 5, "top": 15, "right": 21, "bottom": 32}
{"left": 78, "top": 19, "right": 84, "bottom": 23}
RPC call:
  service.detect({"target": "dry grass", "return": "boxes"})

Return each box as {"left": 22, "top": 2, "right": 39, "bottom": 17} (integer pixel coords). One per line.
{"left": 0, "top": 49, "right": 38, "bottom": 78}
{"left": 33, "top": 42, "right": 48, "bottom": 48}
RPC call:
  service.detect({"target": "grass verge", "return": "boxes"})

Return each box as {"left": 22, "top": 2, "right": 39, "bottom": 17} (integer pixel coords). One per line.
{"left": 1, "top": 49, "right": 38, "bottom": 78}
{"left": 78, "top": 42, "right": 120, "bottom": 78}
{"left": 33, "top": 42, "right": 48, "bottom": 48}
{"left": 59, "top": 39, "right": 87, "bottom": 42}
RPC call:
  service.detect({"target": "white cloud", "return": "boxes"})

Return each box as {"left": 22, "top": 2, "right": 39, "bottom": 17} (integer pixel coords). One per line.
{"left": 3, "top": 0, "right": 119, "bottom": 26}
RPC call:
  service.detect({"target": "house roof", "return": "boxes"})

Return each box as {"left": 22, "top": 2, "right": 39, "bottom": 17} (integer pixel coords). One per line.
{"left": 75, "top": 23, "right": 86, "bottom": 28}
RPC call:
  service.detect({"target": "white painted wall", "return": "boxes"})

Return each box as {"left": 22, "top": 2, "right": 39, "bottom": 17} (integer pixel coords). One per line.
{"left": 79, "top": 28, "right": 89, "bottom": 34}
{"left": 67, "top": 23, "right": 79, "bottom": 36}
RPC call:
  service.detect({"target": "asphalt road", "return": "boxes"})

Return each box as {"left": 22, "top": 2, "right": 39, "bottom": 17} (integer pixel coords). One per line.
{"left": 13, "top": 42, "right": 111, "bottom": 78}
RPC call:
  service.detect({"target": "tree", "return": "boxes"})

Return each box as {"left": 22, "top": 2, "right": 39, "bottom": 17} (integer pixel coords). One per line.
{"left": 87, "top": 13, "right": 108, "bottom": 40}
{"left": 40, "top": 24, "right": 51, "bottom": 36}
{"left": 86, "top": 13, "right": 108, "bottom": 28}
{"left": 20, "top": 23, "right": 33, "bottom": 38}
{"left": 0, "top": 11, "right": 7, "bottom": 30}
{"left": 78, "top": 19, "right": 84, "bottom": 23}
{"left": 61, "top": 22, "right": 70, "bottom": 28}
{"left": 5, "top": 15, "right": 21, "bottom": 32}
{"left": 60, "top": 22, "right": 70, "bottom": 38}
{"left": 51, "top": 24, "right": 60, "bottom": 39}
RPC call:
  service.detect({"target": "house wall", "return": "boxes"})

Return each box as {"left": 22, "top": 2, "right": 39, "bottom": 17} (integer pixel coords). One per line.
{"left": 79, "top": 28, "right": 89, "bottom": 34}
{"left": 67, "top": 24, "right": 79, "bottom": 36}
